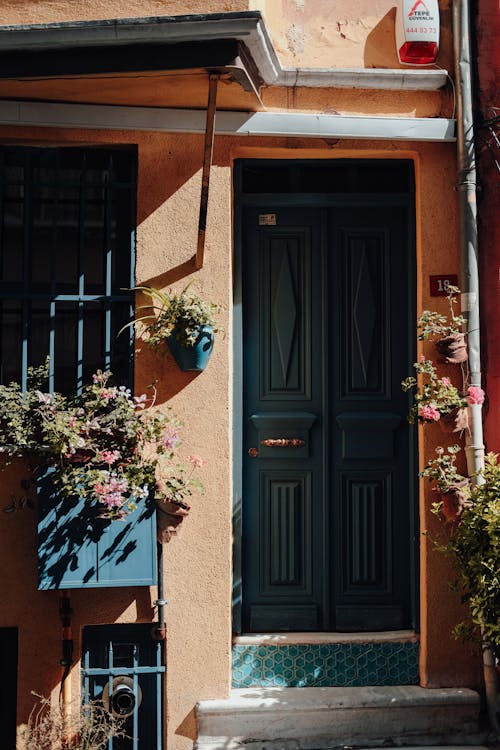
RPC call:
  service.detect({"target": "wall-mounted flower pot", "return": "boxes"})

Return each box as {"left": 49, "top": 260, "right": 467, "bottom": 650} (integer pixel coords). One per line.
{"left": 435, "top": 332, "right": 468, "bottom": 363}
{"left": 439, "top": 407, "right": 469, "bottom": 434}
{"left": 167, "top": 324, "right": 214, "bottom": 371}
{"left": 439, "top": 480, "right": 470, "bottom": 522}
{"left": 156, "top": 499, "right": 190, "bottom": 543}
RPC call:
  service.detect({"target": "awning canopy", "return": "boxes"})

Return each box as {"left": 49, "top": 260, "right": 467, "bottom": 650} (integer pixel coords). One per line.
{"left": 0, "top": 10, "right": 447, "bottom": 111}
{"left": 0, "top": 13, "right": 269, "bottom": 110}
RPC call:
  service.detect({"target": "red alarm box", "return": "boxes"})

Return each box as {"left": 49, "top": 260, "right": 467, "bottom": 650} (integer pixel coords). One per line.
{"left": 396, "top": 0, "right": 440, "bottom": 65}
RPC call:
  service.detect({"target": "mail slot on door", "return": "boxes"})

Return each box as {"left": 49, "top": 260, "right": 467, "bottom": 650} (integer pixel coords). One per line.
{"left": 249, "top": 412, "right": 317, "bottom": 458}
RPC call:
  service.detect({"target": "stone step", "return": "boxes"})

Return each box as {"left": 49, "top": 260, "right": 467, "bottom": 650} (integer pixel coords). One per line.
{"left": 195, "top": 686, "right": 484, "bottom": 750}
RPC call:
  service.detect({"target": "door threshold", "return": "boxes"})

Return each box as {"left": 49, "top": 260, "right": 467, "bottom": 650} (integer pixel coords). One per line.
{"left": 234, "top": 631, "right": 419, "bottom": 645}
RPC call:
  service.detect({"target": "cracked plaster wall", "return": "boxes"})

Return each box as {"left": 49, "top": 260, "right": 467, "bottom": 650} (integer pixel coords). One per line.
{"left": 252, "top": 0, "right": 453, "bottom": 70}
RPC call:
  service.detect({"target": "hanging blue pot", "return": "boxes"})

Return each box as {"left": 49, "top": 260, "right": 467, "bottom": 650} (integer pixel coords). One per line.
{"left": 167, "top": 324, "right": 215, "bottom": 371}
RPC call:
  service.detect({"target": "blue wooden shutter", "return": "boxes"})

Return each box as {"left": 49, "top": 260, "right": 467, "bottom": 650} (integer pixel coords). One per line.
{"left": 38, "top": 468, "right": 157, "bottom": 590}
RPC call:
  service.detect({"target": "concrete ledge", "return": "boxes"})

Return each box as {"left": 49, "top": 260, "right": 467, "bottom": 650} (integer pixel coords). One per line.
{"left": 234, "top": 630, "right": 419, "bottom": 645}
{"left": 196, "top": 686, "right": 482, "bottom": 750}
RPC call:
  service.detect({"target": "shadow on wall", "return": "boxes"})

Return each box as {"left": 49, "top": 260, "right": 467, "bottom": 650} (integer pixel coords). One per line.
{"left": 136, "top": 133, "right": 205, "bottom": 293}
{"left": 133, "top": 134, "right": 221, "bottom": 402}
{"left": 364, "top": 8, "right": 402, "bottom": 68}
{"left": 175, "top": 707, "right": 197, "bottom": 743}
{"left": 364, "top": 5, "right": 454, "bottom": 71}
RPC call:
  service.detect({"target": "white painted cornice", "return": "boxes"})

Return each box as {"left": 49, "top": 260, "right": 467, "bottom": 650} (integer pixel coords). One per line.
{"left": 0, "top": 100, "right": 456, "bottom": 142}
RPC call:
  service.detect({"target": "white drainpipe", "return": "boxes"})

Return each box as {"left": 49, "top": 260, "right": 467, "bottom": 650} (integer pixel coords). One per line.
{"left": 452, "top": 0, "right": 499, "bottom": 735}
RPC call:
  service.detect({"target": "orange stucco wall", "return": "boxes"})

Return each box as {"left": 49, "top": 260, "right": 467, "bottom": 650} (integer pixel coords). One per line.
{"left": 253, "top": 0, "right": 453, "bottom": 70}
{"left": 0, "top": 1, "right": 251, "bottom": 25}
{"left": 0, "top": 1, "right": 481, "bottom": 748}
{"left": 0, "top": 0, "right": 453, "bottom": 71}
{"left": 0, "top": 122, "right": 479, "bottom": 750}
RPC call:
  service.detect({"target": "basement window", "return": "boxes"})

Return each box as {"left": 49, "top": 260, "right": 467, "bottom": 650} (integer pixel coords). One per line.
{"left": 82, "top": 624, "right": 165, "bottom": 750}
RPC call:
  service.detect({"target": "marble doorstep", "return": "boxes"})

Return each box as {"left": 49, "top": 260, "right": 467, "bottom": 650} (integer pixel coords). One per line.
{"left": 195, "top": 686, "right": 485, "bottom": 750}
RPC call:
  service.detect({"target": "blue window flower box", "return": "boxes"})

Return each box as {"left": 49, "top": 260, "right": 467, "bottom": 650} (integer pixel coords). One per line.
{"left": 37, "top": 469, "right": 157, "bottom": 590}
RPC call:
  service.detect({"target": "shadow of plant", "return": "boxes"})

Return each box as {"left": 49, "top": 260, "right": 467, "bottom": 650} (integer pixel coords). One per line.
{"left": 37, "top": 468, "right": 155, "bottom": 590}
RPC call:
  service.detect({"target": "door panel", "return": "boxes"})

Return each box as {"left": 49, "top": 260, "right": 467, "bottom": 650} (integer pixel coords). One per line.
{"left": 242, "top": 203, "right": 414, "bottom": 632}
{"left": 260, "top": 230, "right": 313, "bottom": 399}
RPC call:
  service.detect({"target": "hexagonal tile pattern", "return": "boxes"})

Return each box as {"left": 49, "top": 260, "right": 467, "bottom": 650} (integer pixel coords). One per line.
{"left": 232, "top": 642, "right": 419, "bottom": 688}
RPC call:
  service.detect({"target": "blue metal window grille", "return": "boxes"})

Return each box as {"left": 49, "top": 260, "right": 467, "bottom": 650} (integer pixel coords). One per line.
{"left": 82, "top": 624, "right": 165, "bottom": 750}
{"left": 0, "top": 146, "right": 136, "bottom": 394}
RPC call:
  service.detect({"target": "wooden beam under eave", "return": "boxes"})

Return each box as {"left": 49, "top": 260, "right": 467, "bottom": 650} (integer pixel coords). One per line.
{"left": 195, "top": 73, "right": 218, "bottom": 271}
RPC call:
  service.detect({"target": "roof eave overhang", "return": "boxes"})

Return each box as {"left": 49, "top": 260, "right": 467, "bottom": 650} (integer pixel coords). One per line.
{"left": 0, "top": 12, "right": 448, "bottom": 92}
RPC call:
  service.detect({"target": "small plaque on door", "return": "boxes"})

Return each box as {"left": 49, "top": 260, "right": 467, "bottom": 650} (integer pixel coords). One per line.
{"left": 259, "top": 213, "right": 276, "bottom": 226}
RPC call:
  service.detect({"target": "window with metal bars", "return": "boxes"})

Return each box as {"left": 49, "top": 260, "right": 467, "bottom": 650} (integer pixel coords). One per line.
{"left": 82, "top": 624, "right": 165, "bottom": 750}
{"left": 0, "top": 146, "right": 136, "bottom": 394}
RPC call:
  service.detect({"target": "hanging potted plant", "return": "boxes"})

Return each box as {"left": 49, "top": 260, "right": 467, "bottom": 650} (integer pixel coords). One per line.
{"left": 421, "top": 445, "right": 471, "bottom": 522}
{"left": 417, "top": 285, "right": 467, "bottom": 363}
{"left": 127, "top": 286, "right": 220, "bottom": 371}
{"left": 155, "top": 454, "right": 205, "bottom": 543}
{"left": 402, "top": 358, "right": 470, "bottom": 432}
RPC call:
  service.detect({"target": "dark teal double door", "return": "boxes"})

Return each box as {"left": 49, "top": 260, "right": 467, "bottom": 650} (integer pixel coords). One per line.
{"left": 242, "top": 203, "right": 416, "bottom": 632}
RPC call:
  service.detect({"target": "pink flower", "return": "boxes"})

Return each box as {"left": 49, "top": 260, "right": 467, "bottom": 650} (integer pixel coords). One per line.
{"left": 187, "top": 454, "right": 206, "bottom": 468}
{"left": 441, "top": 377, "right": 451, "bottom": 386}
{"left": 100, "top": 388, "right": 117, "bottom": 400}
{"left": 468, "top": 385, "right": 485, "bottom": 405}
{"left": 92, "top": 371, "right": 109, "bottom": 385}
{"left": 419, "top": 404, "right": 441, "bottom": 421}
{"left": 93, "top": 474, "right": 128, "bottom": 508}
{"left": 99, "top": 450, "right": 120, "bottom": 465}
{"left": 161, "top": 429, "right": 179, "bottom": 450}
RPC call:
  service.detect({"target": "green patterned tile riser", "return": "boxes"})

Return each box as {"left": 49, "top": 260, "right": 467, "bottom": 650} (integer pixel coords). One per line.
{"left": 232, "top": 642, "right": 419, "bottom": 688}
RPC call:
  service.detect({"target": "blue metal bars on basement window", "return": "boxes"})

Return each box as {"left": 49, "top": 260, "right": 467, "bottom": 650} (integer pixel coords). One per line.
{"left": 82, "top": 624, "right": 165, "bottom": 750}
{"left": 0, "top": 146, "right": 136, "bottom": 394}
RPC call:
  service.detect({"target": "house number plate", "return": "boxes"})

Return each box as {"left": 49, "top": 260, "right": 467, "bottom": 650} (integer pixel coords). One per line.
{"left": 429, "top": 274, "right": 458, "bottom": 296}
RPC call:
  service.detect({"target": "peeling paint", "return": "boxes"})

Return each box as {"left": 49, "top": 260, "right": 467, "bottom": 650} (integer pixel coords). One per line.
{"left": 286, "top": 23, "right": 306, "bottom": 55}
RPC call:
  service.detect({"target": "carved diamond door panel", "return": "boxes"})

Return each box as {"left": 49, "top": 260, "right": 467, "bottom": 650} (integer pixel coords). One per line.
{"left": 242, "top": 201, "right": 415, "bottom": 633}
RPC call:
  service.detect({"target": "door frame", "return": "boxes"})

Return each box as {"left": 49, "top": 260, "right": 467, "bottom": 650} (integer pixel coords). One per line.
{"left": 232, "top": 158, "right": 419, "bottom": 635}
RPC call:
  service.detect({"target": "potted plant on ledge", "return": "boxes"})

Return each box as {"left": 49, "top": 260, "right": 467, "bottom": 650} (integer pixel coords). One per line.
{"left": 129, "top": 286, "right": 220, "bottom": 371}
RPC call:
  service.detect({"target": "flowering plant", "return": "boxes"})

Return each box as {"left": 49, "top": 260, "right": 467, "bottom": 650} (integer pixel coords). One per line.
{"left": 417, "top": 285, "right": 465, "bottom": 340}
{"left": 128, "top": 286, "right": 220, "bottom": 350}
{"left": 421, "top": 444, "right": 470, "bottom": 500}
{"left": 156, "top": 454, "right": 205, "bottom": 507}
{"left": 429, "top": 452, "right": 500, "bottom": 653}
{"left": 0, "top": 368, "right": 205, "bottom": 520}
{"left": 401, "top": 358, "right": 469, "bottom": 423}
